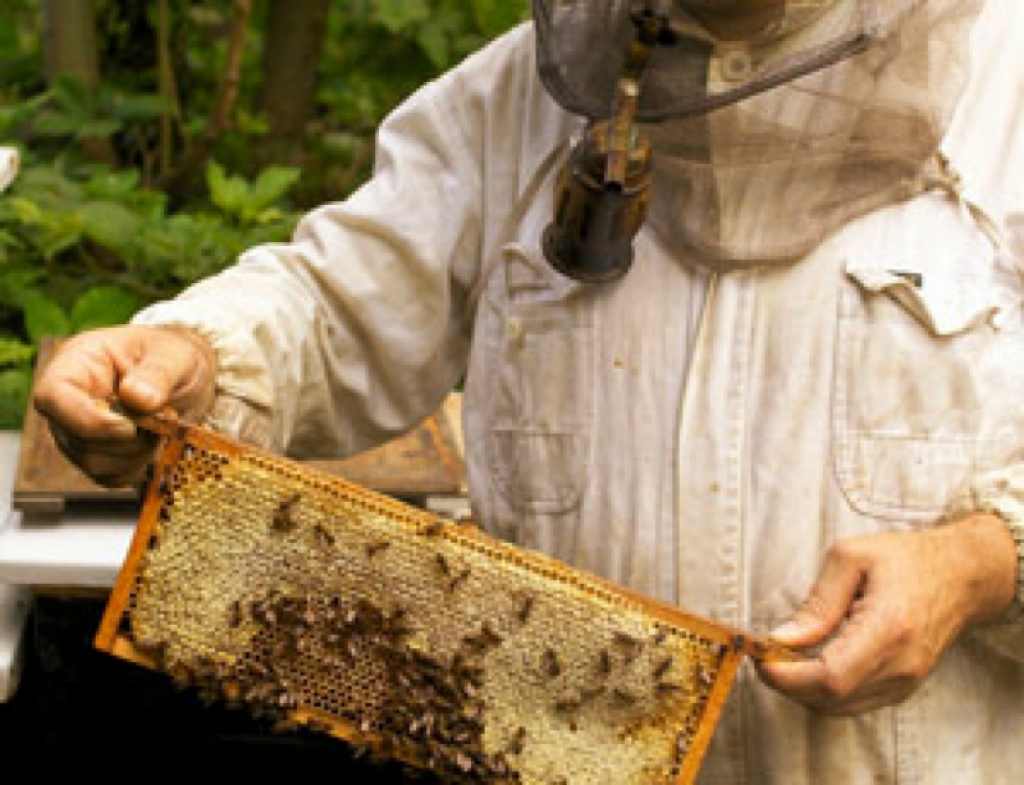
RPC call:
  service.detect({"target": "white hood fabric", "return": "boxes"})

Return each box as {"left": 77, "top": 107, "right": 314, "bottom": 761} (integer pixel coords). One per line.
{"left": 134, "top": 1, "right": 1024, "bottom": 782}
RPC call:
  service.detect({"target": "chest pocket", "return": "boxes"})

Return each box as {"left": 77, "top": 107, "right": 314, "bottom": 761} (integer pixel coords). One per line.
{"left": 486, "top": 243, "right": 595, "bottom": 515}
{"left": 833, "top": 253, "right": 1024, "bottom": 522}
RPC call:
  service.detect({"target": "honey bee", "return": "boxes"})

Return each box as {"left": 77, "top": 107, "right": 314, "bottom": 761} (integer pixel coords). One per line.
{"left": 653, "top": 655, "right": 674, "bottom": 679}
{"left": 554, "top": 696, "right": 581, "bottom": 714}
{"left": 435, "top": 552, "right": 451, "bottom": 576}
{"left": 655, "top": 682, "right": 684, "bottom": 698}
{"left": 507, "top": 726, "right": 527, "bottom": 755}
{"left": 312, "top": 523, "right": 335, "bottom": 547}
{"left": 612, "top": 687, "right": 638, "bottom": 707}
{"left": 365, "top": 539, "right": 391, "bottom": 558}
{"left": 271, "top": 492, "right": 302, "bottom": 532}
{"left": 542, "top": 648, "right": 562, "bottom": 679}
{"left": 613, "top": 630, "right": 644, "bottom": 663}
{"left": 514, "top": 591, "right": 536, "bottom": 624}
{"left": 158, "top": 469, "right": 173, "bottom": 498}
{"left": 480, "top": 622, "right": 503, "bottom": 647}
{"left": 614, "top": 631, "right": 642, "bottom": 651}
{"left": 447, "top": 568, "right": 471, "bottom": 593}
{"left": 461, "top": 632, "right": 488, "bottom": 654}
{"left": 463, "top": 622, "right": 503, "bottom": 653}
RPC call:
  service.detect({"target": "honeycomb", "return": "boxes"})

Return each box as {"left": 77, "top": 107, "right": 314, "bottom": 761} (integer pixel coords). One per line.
{"left": 96, "top": 415, "right": 754, "bottom": 784}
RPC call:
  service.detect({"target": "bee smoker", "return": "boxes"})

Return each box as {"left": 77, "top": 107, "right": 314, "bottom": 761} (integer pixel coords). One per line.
{"left": 542, "top": 8, "right": 674, "bottom": 283}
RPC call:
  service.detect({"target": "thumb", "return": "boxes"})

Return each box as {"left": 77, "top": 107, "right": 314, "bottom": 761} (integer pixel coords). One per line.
{"left": 119, "top": 370, "right": 168, "bottom": 413}
{"left": 771, "top": 543, "right": 867, "bottom": 648}
{"left": 118, "top": 329, "right": 211, "bottom": 415}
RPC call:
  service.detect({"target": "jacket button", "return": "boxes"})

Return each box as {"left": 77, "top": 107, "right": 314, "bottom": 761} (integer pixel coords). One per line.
{"left": 718, "top": 47, "right": 753, "bottom": 82}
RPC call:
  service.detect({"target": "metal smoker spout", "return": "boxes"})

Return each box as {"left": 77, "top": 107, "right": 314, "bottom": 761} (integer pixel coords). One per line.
{"left": 542, "top": 6, "right": 675, "bottom": 284}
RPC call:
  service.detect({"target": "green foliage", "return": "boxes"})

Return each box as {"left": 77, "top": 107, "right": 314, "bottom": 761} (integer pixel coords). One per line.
{"left": 206, "top": 161, "right": 301, "bottom": 225}
{"left": 0, "top": 0, "right": 529, "bottom": 428}
{"left": 0, "top": 366, "right": 33, "bottom": 428}
{"left": 70, "top": 285, "right": 143, "bottom": 332}
{"left": 24, "top": 76, "right": 167, "bottom": 141}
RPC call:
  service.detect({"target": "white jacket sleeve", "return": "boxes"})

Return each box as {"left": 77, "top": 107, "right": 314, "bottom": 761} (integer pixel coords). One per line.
{"left": 945, "top": 465, "right": 1024, "bottom": 660}
{"left": 132, "top": 54, "right": 491, "bottom": 457}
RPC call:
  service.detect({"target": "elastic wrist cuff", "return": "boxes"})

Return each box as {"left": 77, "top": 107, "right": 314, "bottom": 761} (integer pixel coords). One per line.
{"left": 947, "top": 488, "right": 1024, "bottom": 623}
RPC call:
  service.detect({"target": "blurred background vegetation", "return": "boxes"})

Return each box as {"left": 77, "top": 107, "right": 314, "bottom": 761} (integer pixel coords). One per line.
{"left": 0, "top": 0, "right": 529, "bottom": 427}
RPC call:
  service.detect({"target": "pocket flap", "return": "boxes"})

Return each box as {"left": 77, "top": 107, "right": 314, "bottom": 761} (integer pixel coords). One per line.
{"left": 844, "top": 259, "right": 1009, "bottom": 337}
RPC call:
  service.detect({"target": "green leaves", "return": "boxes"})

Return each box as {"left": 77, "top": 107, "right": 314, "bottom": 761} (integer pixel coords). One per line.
{"left": 0, "top": 336, "right": 34, "bottom": 366}
{"left": 0, "top": 266, "right": 34, "bottom": 426}
{"left": 0, "top": 365, "right": 32, "bottom": 429}
{"left": 8, "top": 284, "right": 139, "bottom": 344}
{"left": 21, "top": 290, "right": 68, "bottom": 343}
{"left": 416, "top": 22, "right": 451, "bottom": 69}
{"left": 248, "top": 167, "right": 303, "bottom": 214}
{"left": 69, "top": 285, "right": 141, "bottom": 332}
{"left": 0, "top": 194, "right": 83, "bottom": 259}
{"left": 468, "top": 0, "right": 528, "bottom": 36}
{"left": 376, "top": 0, "right": 431, "bottom": 32}
{"left": 206, "top": 161, "right": 247, "bottom": 217}
{"left": 0, "top": 164, "right": 149, "bottom": 262}
{"left": 207, "top": 161, "right": 301, "bottom": 224}
{"left": 371, "top": 0, "right": 524, "bottom": 40}
{"left": 0, "top": 155, "right": 302, "bottom": 303}
{"left": 78, "top": 199, "right": 144, "bottom": 253}
{"left": 27, "top": 76, "right": 169, "bottom": 142}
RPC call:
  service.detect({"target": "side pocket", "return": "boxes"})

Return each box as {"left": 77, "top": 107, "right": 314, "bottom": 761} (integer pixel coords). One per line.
{"left": 486, "top": 245, "right": 595, "bottom": 515}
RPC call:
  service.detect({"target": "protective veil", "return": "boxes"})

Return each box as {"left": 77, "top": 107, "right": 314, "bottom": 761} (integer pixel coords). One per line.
{"left": 533, "top": 0, "right": 986, "bottom": 269}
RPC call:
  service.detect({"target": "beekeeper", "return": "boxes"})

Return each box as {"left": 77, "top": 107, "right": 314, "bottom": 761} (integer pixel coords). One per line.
{"left": 32, "top": 1, "right": 1024, "bottom": 782}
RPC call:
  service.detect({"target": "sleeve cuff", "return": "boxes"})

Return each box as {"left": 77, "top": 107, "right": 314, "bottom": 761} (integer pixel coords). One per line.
{"left": 130, "top": 302, "right": 277, "bottom": 450}
{"left": 945, "top": 467, "right": 1024, "bottom": 626}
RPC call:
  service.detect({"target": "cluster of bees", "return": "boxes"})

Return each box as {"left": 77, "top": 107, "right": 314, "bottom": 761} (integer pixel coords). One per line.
{"left": 206, "top": 493, "right": 519, "bottom": 781}
{"left": 546, "top": 629, "right": 687, "bottom": 716}
{"left": 251, "top": 590, "right": 519, "bottom": 782}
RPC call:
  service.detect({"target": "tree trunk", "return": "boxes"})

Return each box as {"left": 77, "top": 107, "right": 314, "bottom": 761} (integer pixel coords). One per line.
{"left": 258, "top": 0, "right": 330, "bottom": 142}
{"left": 156, "top": 0, "right": 252, "bottom": 195}
{"left": 41, "top": 0, "right": 115, "bottom": 163}
{"left": 41, "top": 0, "right": 102, "bottom": 86}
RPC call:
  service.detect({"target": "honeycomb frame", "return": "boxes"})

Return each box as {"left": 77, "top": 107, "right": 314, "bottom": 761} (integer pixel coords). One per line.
{"left": 96, "top": 413, "right": 777, "bottom": 784}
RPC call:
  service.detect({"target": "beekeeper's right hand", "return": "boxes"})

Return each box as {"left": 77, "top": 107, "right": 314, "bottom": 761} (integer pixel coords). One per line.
{"left": 32, "top": 325, "right": 217, "bottom": 486}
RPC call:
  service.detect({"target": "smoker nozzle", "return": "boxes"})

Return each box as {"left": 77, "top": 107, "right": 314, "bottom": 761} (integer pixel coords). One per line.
{"left": 541, "top": 4, "right": 666, "bottom": 284}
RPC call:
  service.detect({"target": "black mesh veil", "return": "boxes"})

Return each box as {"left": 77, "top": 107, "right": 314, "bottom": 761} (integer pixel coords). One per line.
{"left": 530, "top": 0, "right": 986, "bottom": 268}
{"left": 532, "top": 0, "right": 883, "bottom": 121}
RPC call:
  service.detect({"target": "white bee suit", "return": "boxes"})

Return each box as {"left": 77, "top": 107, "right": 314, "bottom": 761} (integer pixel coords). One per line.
{"left": 134, "top": 1, "right": 1024, "bottom": 781}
